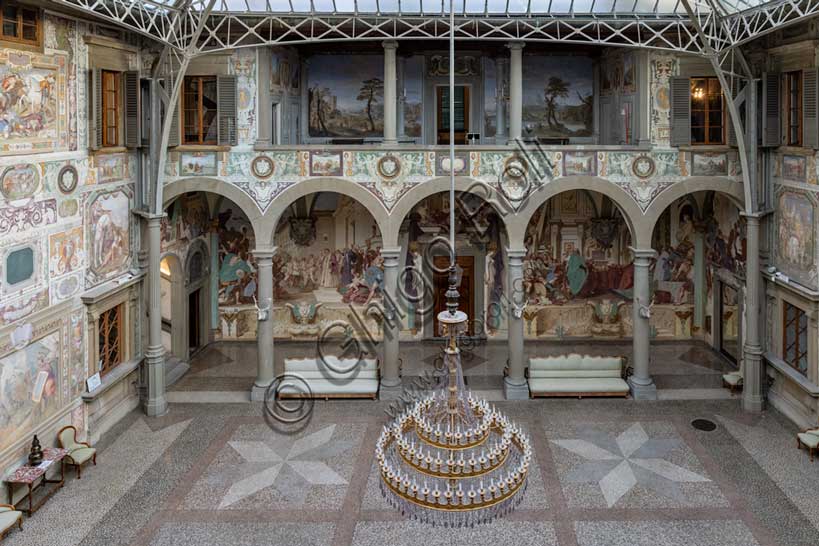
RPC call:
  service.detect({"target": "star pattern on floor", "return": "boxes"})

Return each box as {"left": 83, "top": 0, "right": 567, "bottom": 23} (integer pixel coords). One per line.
{"left": 219, "top": 425, "right": 348, "bottom": 508}
{"left": 551, "top": 423, "right": 710, "bottom": 507}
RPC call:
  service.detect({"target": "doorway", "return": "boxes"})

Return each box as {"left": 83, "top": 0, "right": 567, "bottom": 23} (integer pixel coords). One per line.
{"left": 433, "top": 255, "right": 474, "bottom": 336}
{"left": 719, "top": 283, "right": 739, "bottom": 363}
{"left": 188, "top": 288, "right": 201, "bottom": 353}
{"left": 436, "top": 85, "right": 470, "bottom": 144}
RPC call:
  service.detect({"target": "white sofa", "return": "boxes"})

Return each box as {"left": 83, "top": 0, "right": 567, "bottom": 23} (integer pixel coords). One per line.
{"left": 527, "top": 354, "right": 629, "bottom": 398}
{"left": 281, "top": 357, "right": 380, "bottom": 399}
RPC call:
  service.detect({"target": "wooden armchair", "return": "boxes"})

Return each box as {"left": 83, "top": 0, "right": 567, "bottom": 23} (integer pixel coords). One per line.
{"left": 57, "top": 426, "right": 97, "bottom": 479}
{"left": 796, "top": 426, "right": 819, "bottom": 461}
{"left": 0, "top": 504, "right": 22, "bottom": 540}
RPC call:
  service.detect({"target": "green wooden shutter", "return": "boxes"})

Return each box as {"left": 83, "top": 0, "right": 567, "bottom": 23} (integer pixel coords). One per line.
{"left": 217, "top": 75, "right": 238, "bottom": 146}
{"left": 124, "top": 71, "right": 140, "bottom": 148}
{"left": 670, "top": 76, "right": 691, "bottom": 146}
{"left": 762, "top": 72, "right": 781, "bottom": 147}
{"left": 803, "top": 68, "right": 818, "bottom": 149}
{"left": 90, "top": 68, "right": 102, "bottom": 150}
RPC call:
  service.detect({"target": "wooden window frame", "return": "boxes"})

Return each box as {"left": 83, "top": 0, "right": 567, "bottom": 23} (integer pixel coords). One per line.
{"left": 98, "top": 303, "right": 124, "bottom": 376}
{"left": 101, "top": 70, "right": 121, "bottom": 148}
{"left": 690, "top": 76, "right": 725, "bottom": 145}
{"left": 182, "top": 75, "right": 218, "bottom": 145}
{"left": 785, "top": 71, "right": 803, "bottom": 147}
{"left": 0, "top": 3, "right": 40, "bottom": 47}
{"left": 783, "top": 301, "right": 808, "bottom": 375}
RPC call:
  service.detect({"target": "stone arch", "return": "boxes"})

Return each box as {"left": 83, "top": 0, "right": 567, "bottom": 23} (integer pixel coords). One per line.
{"left": 261, "top": 178, "right": 391, "bottom": 248}
{"left": 513, "top": 176, "right": 646, "bottom": 248}
{"left": 163, "top": 177, "right": 263, "bottom": 229}
{"left": 643, "top": 177, "right": 745, "bottom": 243}
{"left": 388, "top": 177, "right": 520, "bottom": 247}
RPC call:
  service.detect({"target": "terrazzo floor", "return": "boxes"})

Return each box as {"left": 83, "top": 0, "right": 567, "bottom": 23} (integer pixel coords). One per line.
{"left": 6, "top": 342, "right": 818, "bottom": 546}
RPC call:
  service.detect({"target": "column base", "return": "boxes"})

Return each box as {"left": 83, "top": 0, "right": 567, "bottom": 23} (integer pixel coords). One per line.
{"left": 381, "top": 139, "right": 398, "bottom": 146}
{"left": 144, "top": 396, "right": 168, "bottom": 417}
{"left": 503, "top": 377, "right": 530, "bottom": 400}
{"left": 628, "top": 377, "right": 657, "bottom": 400}
{"left": 379, "top": 379, "right": 403, "bottom": 400}
{"left": 250, "top": 382, "right": 272, "bottom": 402}
{"left": 741, "top": 393, "right": 765, "bottom": 413}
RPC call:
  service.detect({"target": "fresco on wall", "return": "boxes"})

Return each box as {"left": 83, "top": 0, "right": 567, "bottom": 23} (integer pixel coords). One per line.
{"left": 601, "top": 51, "right": 635, "bottom": 95}
{"left": 0, "top": 329, "right": 61, "bottom": 452}
{"left": 403, "top": 56, "right": 423, "bottom": 139}
{"left": 217, "top": 204, "right": 256, "bottom": 305}
{"left": 49, "top": 226, "right": 84, "bottom": 276}
{"left": 0, "top": 164, "right": 41, "bottom": 201}
{"left": 0, "top": 49, "right": 67, "bottom": 155}
{"left": 307, "top": 55, "right": 384, "bottom": 138}
{"left": 522, "top": 56, "right": 593, "bottom": 139}
{"left": 273, "top": 193, "right": 383, "bottom": 305}
{"left": 776, "top": 189, "right": 817, "bottom": 288}
{"left": 86, "top": 188, "right": 131, "bottom": 284}
{"left": 649, "top": 53, "right": 676, "bottom": 147}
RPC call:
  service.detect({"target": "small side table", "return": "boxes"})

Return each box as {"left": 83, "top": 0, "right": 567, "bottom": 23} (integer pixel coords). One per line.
{"left": 5, "top": 448, "right": 67, "bottom": 516}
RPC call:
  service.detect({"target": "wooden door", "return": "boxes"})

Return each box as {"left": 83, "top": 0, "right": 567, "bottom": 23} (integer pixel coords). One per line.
{"left": 436, "top": 86, "right": 470, "bottom": 145}
{"left": 433, "top": 256, "right": 474, "bottom": 336}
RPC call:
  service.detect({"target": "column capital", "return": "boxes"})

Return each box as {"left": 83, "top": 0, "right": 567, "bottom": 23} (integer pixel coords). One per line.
{"left": 251, "top": 247, "right": 277, "bottom": 261}
{"left": 382, "top": 40, "right": 398, "bottom": 50}
{"left": 629, "top": 247, "right": 656, "bottom": 261}
{"left": 740, "top": 209, "right": 773, "bottom": 221}
{"left": 133, "top": 209, "right": 166, "bottom": 223}
{"left": 381, "top": 247, "right": 403, "bottom": 261}
{"left": 506, "top": 42, "right": 525, "bottom": 51}
{"left": 506, "top": 247, "right": 527, "bottom": 260}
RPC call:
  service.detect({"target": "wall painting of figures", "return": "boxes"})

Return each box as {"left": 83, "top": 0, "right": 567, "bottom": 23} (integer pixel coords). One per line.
{"left": 522, "top": 56, "right": 594, "bottom": 140}
{"left": 86, "top": 188, "right": 131, "bottom": 285}
{"left": 217, "top": 204, "right": 256, "bottom": 306}
{"left": 307, "top": 55, "right": 384, "bottom": 138}
{"left": 776, "top": 189, "right": 817, "bottom": 289}
{"left": 0, "top": 49, "right": 68, "bottom": 155}
{"left": 0, "top": 329, "right": 61, "bottom": 452}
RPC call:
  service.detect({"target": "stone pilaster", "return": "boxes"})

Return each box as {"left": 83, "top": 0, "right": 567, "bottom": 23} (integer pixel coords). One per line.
{"left": 251, "top": 248, "right": 276, "bottom": 402}
{"left": 504, "top": 248, "right": 529, "bottom": 399}
{"left": 628, "top": 248, "right": 657, "bottom": 400}
{"left": 495, "top": 56, "right": 508, "bottom": 143}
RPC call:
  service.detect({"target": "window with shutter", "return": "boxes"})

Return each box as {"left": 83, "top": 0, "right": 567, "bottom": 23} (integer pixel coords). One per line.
{"left": 690, "top": 77, "right": 724, "bottom": 145}
{"left": 90, "top": 68, "right": 103, "bottom": 150}
{"left": 802, "top": 68, "right": 818, "bottom": 149}
{"left": 762, "top": 72, "right": 781, "bottom": 147}
{"left": 785, "top": 71, "right": 803, "bottom": 146}
{"left": 182, "top": 76, "right": 218, "bottom": 145}
{"left": 101, "top": 70, "right": 121, "bottom": 147}
{"left": 0, "top": 3, "right": 40, "bottom": 47}
{"left": 670, "top": 77, "right": 691, "bottom": 146}
{"left": 217, "top": 75, "right": 238, "bottom": 146}
{"left": 124, "top": 71, "right": 140, "bottom": 148}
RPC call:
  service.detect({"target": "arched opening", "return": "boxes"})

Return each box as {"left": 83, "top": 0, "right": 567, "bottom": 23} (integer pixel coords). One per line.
{"left": 160, "top": 253, "right": 184, "bottom": 361}
{"left": 649, "top": 190, "right": 746, "bottom": 388}
{"left": 397, "top": 190, "right": 509, "bottom": 339}
{"left": 521, "top": 189, "right": 635, "bottom": 341}
{"left": 271, "top": 191, "right": 385, "bottom": 345}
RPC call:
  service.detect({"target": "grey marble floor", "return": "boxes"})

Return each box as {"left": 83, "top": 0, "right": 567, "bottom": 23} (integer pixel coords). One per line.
{"left": 7, "top": 342, "right": 813, "bottom": 546}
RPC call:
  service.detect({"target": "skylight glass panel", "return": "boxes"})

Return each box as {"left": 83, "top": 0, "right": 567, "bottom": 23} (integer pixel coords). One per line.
{"left": 400, "top": 0, "right": 423, "bottom": 12}
{"left": 549, "top": 0, "right": 573, "bottom": 13}
{"left": 290, "top": 0, "right": 312, "bottom": 11}
{"left": 313, "top": 0, "right": 336, "bottom": 11}
{"left": 380, "top": 0, "right": 401, "bottom": 12}
{"left": 335, "top": 0, "right": 357, "bottom": 11}
{"left": 464, "top": 0, "right": 484, "bottom": 13}
{"left": 506, "top": 0, "right": 528, "bottom": 14}
{"left": 421, "top": 0, "right": 440, "bottom": 13}
{"left": 356, "top": 0, "right": 378, "bottom": 12}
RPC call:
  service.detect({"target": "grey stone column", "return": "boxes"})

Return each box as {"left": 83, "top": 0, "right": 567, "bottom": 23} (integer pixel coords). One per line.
{"left": 741, "top": 213, "right": 765, "bottom": 412}
{"left": 251, "top": 248, "right": 276, "bottom": 401}
{"left": 495, "top": 57, "right": 508, "bottom": 144}
{"left": 504, "top": 248, "right": 529, "bottom": 399}
{"left": 628, "top": 248, "right": 657, "bottom": 399}
{"left": 380, "top": 248, "right": 402, "bottom": 398}
{"left": 383, "top": 41, "right": 398, "bottom": 145}
{"left": 144, "top": 213, "right": 168, "bottom": 416}
{"left": 209, "top": 220, "right": 220, "bottom": 335}
{"left": 508, "top": 42, "right": 524, "bottom": 143}
{"left": 256, "top": 47, "right": 273, "bottom": 147}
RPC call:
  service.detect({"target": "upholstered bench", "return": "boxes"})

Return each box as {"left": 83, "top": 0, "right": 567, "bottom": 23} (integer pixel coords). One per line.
{"left": 58, "top": 426, "right": 97, "bottom": 479}
{"left": 722, "top": 372, "right": 743, "bottom": 395}
{"left": 797, "top": 428, "right": 819, "bottom": 461}
{"left": 0, "top": 504, "right": 22, "bottom": 541}
{"left": 281, "top": 357, "right": 380, "bottom": 399}
{"left": 527, "top": 354, "right": 629, "bottom": 398}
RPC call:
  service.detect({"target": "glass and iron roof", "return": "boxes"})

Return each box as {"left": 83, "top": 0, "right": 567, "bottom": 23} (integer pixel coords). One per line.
{"left": 53, "top": 0, "right": 818, "bottom": 54}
